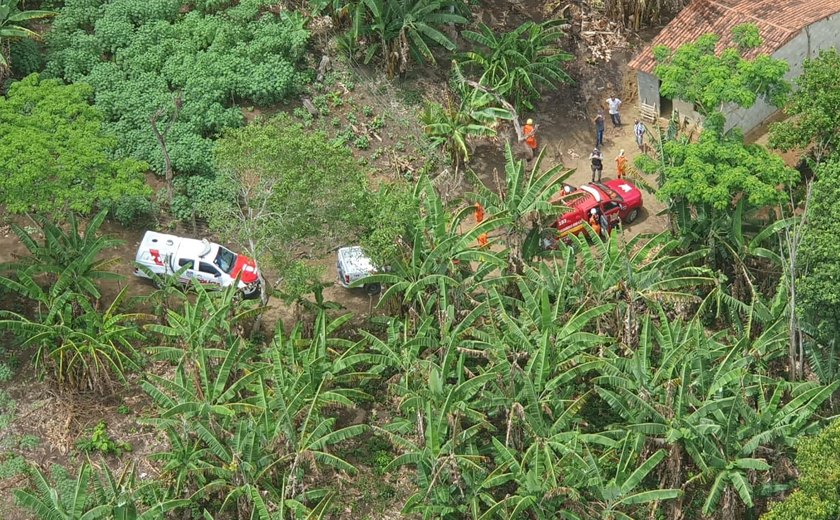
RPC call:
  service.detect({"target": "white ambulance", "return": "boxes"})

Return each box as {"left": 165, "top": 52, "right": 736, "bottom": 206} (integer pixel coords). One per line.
{"left": 133, "top": 231, "right": 261, "bottom": 298}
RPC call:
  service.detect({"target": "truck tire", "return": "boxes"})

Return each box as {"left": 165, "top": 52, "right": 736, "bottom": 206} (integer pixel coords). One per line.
{"left": 624, "top": 208, "right": 639, "bottom": 224}
{"left": 364, "top": 283, "right": 381, "bottom": 296}
{"left": 242, "top": 283, "right": 261, "bottom": 300}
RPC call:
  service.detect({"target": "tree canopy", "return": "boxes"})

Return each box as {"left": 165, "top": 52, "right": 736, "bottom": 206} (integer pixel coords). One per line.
{"left": 653, "top": 126, "right": 798, "bottom": 211}
{"left": 0, "top": 73, "right": 149, "bottom": 216}
{"left": 770, "top": 48, "right": 840, "bottom": 164}
{"left": 796, "top": 159, "right": 840, "bottom": 345}
{"left": 762, "top": 417, "right": 840, "bottom": 520}
{"left": 202, "top": 113, "right": 373, "bottom": 300}
{"left": 653, "top": 23, "right": 789, "bottom": 118}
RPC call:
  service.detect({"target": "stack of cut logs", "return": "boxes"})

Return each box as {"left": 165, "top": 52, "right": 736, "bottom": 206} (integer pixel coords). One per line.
{"left": 579, "top": 11, "right": 629, "bottom": 62}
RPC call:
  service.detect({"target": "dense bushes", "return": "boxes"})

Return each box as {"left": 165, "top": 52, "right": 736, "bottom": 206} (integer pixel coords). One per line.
{"left": 763, "top": 418, "right": 840, "bottom": 520}
{"left": 46, "top": 0, "right": 311, "bottom": 190}
{"left": 796, "top": 159, "right": 840, "bottom": 345}
{"left": 0, "top": 74, "right": 150, "bottom": 216}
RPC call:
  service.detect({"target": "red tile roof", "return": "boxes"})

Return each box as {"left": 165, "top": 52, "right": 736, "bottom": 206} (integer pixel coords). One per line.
{"left": 629, "top": 0, "right": 840, "bottom": 74}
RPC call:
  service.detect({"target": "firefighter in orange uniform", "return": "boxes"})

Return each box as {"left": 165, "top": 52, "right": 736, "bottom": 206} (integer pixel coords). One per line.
{"left": 475, "top": 202, "right": 488, "bottom": 247}
{"left": 615, "top": 149, "right": 627, "bottom": 179}
{"left": 589, "top": 208, "right": 601, "bottom": 237}
{"left": 522, "top": 118, "right": 538, "bottom": 161}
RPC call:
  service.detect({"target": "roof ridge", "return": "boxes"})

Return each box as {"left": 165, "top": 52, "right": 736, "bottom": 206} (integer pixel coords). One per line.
{"left": 705, "top": 0, "right": 796, "bottom": 33}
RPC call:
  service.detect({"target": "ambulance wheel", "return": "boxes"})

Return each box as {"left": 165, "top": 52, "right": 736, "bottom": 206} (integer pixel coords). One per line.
{"left": 242, "top": 284, "right": 261, "bottom": 300}
{"left": 624, "top": 208, "right": 639, "bottom": 224}
{"left": 364, "top": 283, "right": 381, "bottom": 296}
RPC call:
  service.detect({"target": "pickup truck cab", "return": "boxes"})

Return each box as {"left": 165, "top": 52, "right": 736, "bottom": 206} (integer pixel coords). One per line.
{"left": 337, "top": 246, "right": 381, "bottom": 295}
{"left": 133, "top": 231, "right": 261, "bottom": 298}
{"left": 547, "top": 179, "right": 643, "bottom": 242}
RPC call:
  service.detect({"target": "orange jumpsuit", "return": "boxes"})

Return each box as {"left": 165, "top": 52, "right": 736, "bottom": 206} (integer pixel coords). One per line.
{"left": 522, "top": 124, "right": 537, "bottom": 151}
{"left": 475, "top": 203, "right": 488, "bottom": 247}
{"left": 589, "top": 215, "right": 601, "bottom": 237}
{"left": 616, "top": 155, "right": 627, "bottom": 178}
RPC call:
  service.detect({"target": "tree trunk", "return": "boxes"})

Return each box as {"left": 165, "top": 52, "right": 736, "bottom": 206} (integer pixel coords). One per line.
{"left": 149, "top": 94, "right": 182, "bottom": 206}
{"left": 784, "top": 182, "right": 812, "bottom": 380}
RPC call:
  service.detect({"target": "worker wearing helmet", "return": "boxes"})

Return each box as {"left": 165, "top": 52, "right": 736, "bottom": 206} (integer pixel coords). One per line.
{"left": 615, "top": 149, "right": 627, "bottom": 179}
{"left": 522, "top": 118, "right": 538, "bottom": 161}
{"left": 589, "top": 208, "right": 601, "bottom": 238}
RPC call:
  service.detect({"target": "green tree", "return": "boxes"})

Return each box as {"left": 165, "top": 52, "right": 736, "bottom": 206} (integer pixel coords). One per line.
{"left": 0, "top": 74, "right": 150, "bottom": 216}
{"left": 203, "top": 113, "right": 372, "bottom": 304}
{"left": 762, "top": 418, "right": 840, "bottom": 520}
{"left": 0, "top": 0, "right": 54, "bottom": 73}
{"left": 769, "top": 48, "right": 840, "bottom": 165}
{"left": 796, "top": 160, "right": 840, "bottom": 348}
{"left": 635, "top": 115, "right": 798, "bottom": 287}
{"left": 653, "top": 23, "right": 789, "bottom": 119}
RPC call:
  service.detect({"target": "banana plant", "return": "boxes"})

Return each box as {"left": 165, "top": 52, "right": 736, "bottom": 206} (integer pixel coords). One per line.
{"left": 0, "top": 286, "right": 143, "bottom": 393}
{"left": 568, "top": 435, "right": 681, "bottom": 519}
{"left": 352, "top": 0, "right": 467, "bottom": 77}
{"left": 380, "top": 368, "right": 499, "bottom": 519}
{"left": 364, "top": 175, "right": 509, "bottom": 316}
{"left": 569, "top": 231, "right": 714, "bottom": 341}
{"left": 4, "top": 210, "right": 122, "bottom": 305}
{"left": 421, "top": 63, "right": 513, "bottom": 168}
{"left": 0, "top": 0, "right": 55, "bottom": 71}
{"left": 13, "top": 461, "right": 188, "bottom": 520}
{"left": 469, "top": 142, "right": 574, "bottom": 271}
{"left": 461, "top": 20, "right": 573, "bottom": 111}
{"left": 144, "top": 282, "right": 263, "bottom": 372}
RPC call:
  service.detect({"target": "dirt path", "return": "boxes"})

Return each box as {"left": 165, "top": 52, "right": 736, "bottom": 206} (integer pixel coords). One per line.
{"left": 468, "top": 49, "right": 668, "bottom": 239}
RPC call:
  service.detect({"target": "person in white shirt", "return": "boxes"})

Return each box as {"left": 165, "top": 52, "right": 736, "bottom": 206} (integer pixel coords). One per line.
{"left": 634, "top": 119, "right": 646, "bottom": 150}
{"left": 607, "top": 95, "right": 622, "bottom": 127}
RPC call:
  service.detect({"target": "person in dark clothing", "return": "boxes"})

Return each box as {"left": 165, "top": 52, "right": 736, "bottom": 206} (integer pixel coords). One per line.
{"left": 594, "top": 110, "right": 605, "bottom": 147}
{"left": 590, "top": 148, "right": 603, "bottom": 182}
{"left": 598, "top": 212, "right": 610, "bottom": 239}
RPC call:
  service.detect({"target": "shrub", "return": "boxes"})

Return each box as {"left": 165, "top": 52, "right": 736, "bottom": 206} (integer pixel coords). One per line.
{"left": 100, "top": 195, "right": 159, "bottom": 228}
{"left": 0, "top": 74, "right": 151, "bottom": 216}
{"left": 9, "top": 39, "right": 43, "bottom": 77}
{"left": 762, "top": 419, "right": 840, "bottom": 520}
{"left": 45, "top": 0, "right": 312, "bottom": 215}
{"left": 76, "top": 421, "right": 132, "bottom": 456}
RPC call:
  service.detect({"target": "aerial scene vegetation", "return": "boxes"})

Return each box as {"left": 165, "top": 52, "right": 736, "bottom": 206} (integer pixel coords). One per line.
{"left": 0, "top": 0, "right": 839, "bottom": 518}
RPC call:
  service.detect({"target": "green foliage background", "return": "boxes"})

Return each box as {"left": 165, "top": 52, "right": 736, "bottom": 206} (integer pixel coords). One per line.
{"left": 796, "top": 159, "right": 840, "bottom": 345}
{"left": 763, "top": 418, "right": 840, "bottom": 520}
{"left": 45, "top": 0, "right": 311, "bottom": 180}
{"left": 0, "top": 74, "right": 150, "bottom": 217}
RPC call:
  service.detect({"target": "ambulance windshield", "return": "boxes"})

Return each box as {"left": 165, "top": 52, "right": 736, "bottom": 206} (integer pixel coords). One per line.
{"left": 214, "top": 247, "right": 237, "bottom": 274}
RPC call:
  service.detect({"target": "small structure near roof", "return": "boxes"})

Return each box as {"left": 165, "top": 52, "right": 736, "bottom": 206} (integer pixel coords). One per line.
{"left": 629, "top": 0, "right": 840, "bottom": 134}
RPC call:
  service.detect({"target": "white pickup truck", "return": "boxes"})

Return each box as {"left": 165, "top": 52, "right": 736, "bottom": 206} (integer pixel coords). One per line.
{"left": 337, "top": 246, "right": 381, "bottom": 295}
{"left": 134, "top": 231, "right": 261, "bottom": 298}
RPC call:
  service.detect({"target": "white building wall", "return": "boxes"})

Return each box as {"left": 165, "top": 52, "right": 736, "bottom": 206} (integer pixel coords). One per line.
{"left": 724, "top": 12, "right": 840, "bottom": 133}
{"left": 636, "top": 71, "right": 660, "bottom": 111}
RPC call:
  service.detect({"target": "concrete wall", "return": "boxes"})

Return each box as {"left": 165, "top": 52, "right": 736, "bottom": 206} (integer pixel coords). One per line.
{"left": 724, "top": 12, "right": 840, "bottom": 133}
{"left": 636, "top": 71, "right": 660, "bottom": 111}
{"left": 637, "top": 12, "right": 840, "bottom": 132}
